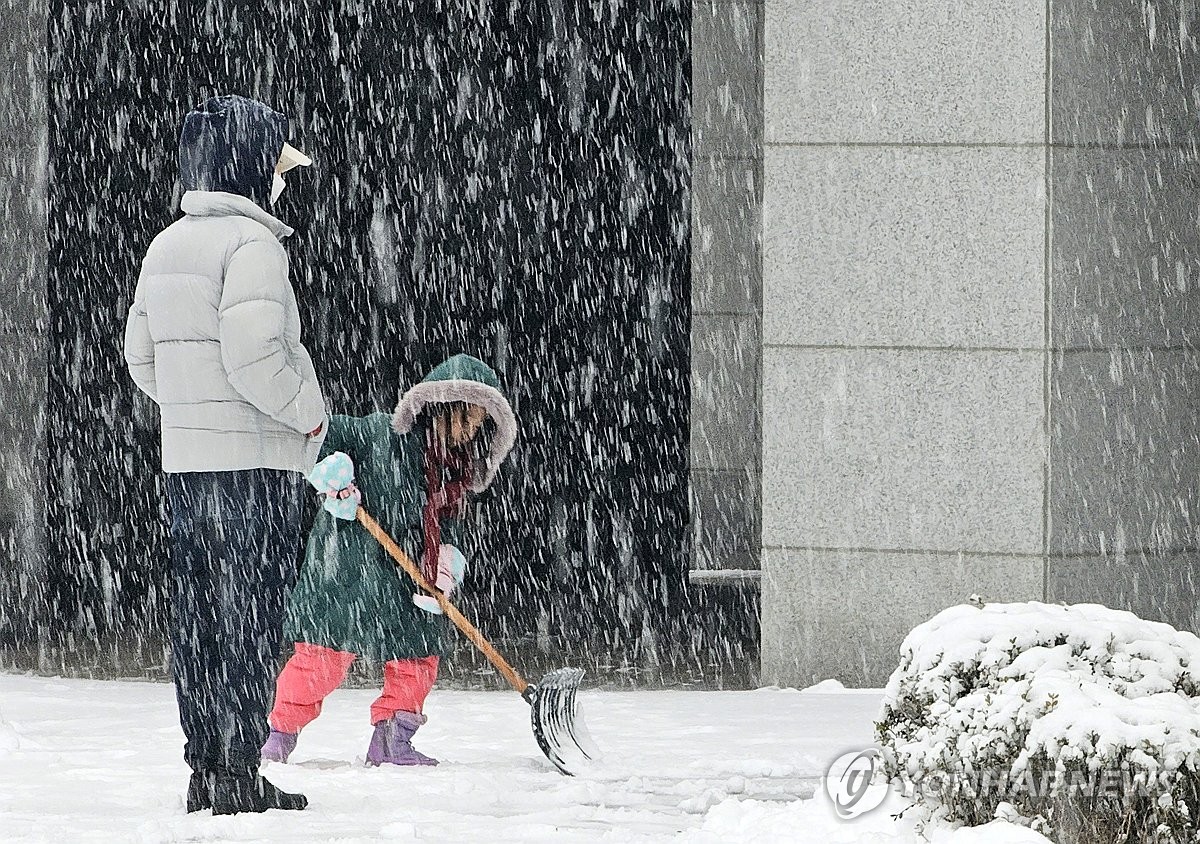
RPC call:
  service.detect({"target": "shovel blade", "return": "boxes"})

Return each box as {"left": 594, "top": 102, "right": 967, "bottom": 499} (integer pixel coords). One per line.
{"left": 528, "top": 668, "right": 599, "bottom": 776}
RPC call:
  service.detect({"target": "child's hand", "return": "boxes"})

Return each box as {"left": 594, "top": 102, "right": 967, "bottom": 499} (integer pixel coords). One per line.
{"left": 413, "top": 545, "right": 468, "bottom": 615}
{"left": 321, "top": 483, "right": 361, "bottom": 520}
{"left": 307, "top": 452, "right": 360, "bottom": 520}
{"left": 435, "top": 544, "right": 468, "bottom": 593}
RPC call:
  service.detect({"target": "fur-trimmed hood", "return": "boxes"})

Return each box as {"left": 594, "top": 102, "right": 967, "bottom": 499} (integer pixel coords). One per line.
{"left": 392, "top": 354, "right": 517, "bottom": 491}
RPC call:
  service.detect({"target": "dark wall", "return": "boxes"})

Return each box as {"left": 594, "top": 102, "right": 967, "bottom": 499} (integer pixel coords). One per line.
{"left": 1047, "top": 0, "right": 1200, "bottom": 629}
{"left": 37, "top": 1, "right": 692, "bottom": 678}
{"left": 0, "top": 0, "right": 49, "bottom": 650}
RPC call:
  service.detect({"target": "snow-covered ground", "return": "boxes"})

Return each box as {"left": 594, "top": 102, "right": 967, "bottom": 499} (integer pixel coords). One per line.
{"left": 0, "top": 674, "right": 1043, "bottom": 842}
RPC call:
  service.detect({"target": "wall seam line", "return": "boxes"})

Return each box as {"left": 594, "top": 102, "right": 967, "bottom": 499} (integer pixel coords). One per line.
{"left": 760, "top": 544, "right": 1200, "bottom": 559}
{"left": 766, "top": 140, "right": 1045, "bottom": 149}
{"left": 1042, "top": 0, "right": 1054, "bottom": 605}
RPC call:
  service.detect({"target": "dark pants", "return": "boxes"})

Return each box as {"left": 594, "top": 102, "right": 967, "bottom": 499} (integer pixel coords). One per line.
{"left": 164, "top": 469, "right": 304, "bottom": 776}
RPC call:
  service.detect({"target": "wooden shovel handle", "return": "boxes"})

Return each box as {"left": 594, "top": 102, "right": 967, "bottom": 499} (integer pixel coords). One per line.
{"left": 355, "top": 508, "right": 532, "bottom": 697}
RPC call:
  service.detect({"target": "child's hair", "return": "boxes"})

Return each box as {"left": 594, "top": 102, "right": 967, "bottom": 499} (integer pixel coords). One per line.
{"left": 419, "top": 401, "right": 496, "bottom": 471}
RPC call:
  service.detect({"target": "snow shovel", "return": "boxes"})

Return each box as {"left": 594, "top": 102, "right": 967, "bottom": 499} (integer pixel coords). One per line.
{"left": 355, "top": 507, "right": 599, "bottom": 776}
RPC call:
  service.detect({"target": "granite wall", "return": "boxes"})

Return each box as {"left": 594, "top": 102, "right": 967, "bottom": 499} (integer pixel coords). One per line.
{"left": 760, "top": 0, "right": 1199, "bottom": 686}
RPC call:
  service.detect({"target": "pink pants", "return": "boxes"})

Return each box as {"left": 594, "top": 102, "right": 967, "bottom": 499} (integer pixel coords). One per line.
{"left": 268, "top": 642, "right": 440, "bottom": 734}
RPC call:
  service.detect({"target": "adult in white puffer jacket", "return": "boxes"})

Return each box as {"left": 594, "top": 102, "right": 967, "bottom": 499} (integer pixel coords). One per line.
{"left": 125, "top": 120, "right": 325, "bottom": 471}
{"left": 123, "top": 94, "right": 324, "bottom": 817}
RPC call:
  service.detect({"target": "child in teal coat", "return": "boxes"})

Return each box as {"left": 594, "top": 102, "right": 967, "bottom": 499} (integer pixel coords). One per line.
{"left": 261, "top": 354, "right": 517, "bottom": 766}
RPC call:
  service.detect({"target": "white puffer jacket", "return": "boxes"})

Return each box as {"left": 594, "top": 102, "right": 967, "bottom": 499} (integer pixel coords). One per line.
{"left": 124, "top": 190, "right": 327, "bottom": 473}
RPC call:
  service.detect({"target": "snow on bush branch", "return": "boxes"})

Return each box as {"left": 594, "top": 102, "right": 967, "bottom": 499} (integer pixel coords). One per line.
{"left": 877, "top": 601, "right": 1200, "bottom": 843}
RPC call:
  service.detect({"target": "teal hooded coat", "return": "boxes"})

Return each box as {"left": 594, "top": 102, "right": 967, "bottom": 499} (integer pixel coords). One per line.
{"left": 282, "top": 355, "right": 517, "bottom": 662}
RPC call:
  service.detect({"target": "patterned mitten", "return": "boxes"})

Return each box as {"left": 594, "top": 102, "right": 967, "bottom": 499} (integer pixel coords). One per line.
{"left": 306, "top": 452, "right": 361, "bottom": 520}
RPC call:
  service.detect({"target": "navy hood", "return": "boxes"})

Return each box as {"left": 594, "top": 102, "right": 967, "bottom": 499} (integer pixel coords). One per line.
{"left": 178, "top": 95, "right": 288, "bottom": 210}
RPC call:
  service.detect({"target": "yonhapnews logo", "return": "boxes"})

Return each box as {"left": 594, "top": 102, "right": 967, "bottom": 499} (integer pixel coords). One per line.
{"left": 825, "top": 747, "right": 890, "bottom": 819}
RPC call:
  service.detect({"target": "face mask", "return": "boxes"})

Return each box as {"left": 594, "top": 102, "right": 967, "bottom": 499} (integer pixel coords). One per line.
{"left": 270, "top": 173, "right": 286, "bottom": 206}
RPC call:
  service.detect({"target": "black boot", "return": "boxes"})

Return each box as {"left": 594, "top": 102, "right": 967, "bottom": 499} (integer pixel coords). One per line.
{"left": 185, "top": 771, "right": 215, "bottom": 813}
{"left": 212, "top": 773, "right": 308, "bottom": 815}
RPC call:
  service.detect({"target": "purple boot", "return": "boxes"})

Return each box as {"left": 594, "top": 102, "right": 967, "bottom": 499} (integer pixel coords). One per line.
{"left": 261, "top": 729, "right": 298, "bottom": 764}
{"left": 365, "top": 711, "right": 439, "bottom": 766}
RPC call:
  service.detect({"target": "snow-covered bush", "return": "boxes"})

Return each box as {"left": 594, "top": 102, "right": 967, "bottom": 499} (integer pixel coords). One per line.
{"left": 877, "top": 602, "right": 1200, "bottom": 844}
